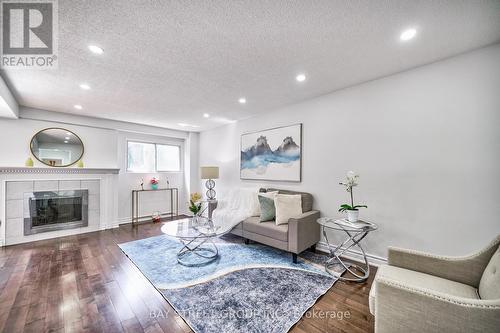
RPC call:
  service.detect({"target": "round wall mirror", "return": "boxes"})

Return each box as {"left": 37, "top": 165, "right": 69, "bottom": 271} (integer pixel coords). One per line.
{"left": 30, "top": 128, "right": 84, "bottom": 167}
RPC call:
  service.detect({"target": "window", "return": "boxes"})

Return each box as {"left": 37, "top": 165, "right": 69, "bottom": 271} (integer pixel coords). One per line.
{"left": 127, "top": 141, "right": 181, "bottom": 172}
{"left": 156, "top": 144, "right": 180, "bottom": 172}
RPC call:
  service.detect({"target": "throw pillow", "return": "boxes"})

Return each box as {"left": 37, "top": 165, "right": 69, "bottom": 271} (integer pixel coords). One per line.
{"left": 258, "top": 191, "right": 278, "bottom": 222}
{"left": 259, "top": 191, "right": 278, "bottom": 199}
{"left": 274, "top": 194, "right": 303, "bottom": 225}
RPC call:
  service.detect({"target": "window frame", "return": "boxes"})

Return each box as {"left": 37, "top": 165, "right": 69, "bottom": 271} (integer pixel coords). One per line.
{"left": 126, "top": 140, "right": 182, "bottom": 173}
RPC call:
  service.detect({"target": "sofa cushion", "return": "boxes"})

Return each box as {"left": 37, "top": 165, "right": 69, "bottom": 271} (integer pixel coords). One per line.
{"left": 479, "top": 244, "right": 500, "bottom": 299}
{"left": 274, "top": 194, "right": 302, "bottom": 225}
{"left": 369, "top": 264, "right": 479, "bottom": 315}
{"left": 258, "top": 194, "right": 276, "bottom": 222}
{"left": 242, "top": 216, "right": 288, "bottom": 242}
{"left": 261, "top": 188, "right": 313, "bottom": 212}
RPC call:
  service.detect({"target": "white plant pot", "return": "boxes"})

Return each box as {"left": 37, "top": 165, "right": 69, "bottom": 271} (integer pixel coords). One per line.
{"left": 346, "top": 210, "right": 359, "bottom": 222}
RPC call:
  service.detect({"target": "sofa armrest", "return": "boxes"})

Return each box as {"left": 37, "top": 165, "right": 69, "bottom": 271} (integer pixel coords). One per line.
{"left": 388, "top": 235, "right": 500, "bottom": 287}
{"left": 288, "top": 210, "right": 321, "bottom": 254}
{"left": 374, "top": 276, "right": 500, "bottom": 333}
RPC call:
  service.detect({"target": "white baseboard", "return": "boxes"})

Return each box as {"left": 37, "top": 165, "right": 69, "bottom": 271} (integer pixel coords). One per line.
{"left": 117, "top": 217, "right": 133, "bottom": 225}
{"left": 315, "top": 241, "right": 387, "bottom": 267}
{"left": 99, "top": 224, "right": 119, "bottom": 230}
{"left": 117, "top": 216, "right": 156, "bottom": 225}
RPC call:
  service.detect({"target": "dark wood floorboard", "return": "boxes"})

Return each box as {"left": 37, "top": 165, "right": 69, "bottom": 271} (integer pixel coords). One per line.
{"left": 0, "top": 217, "right": 375, "bottom": 333}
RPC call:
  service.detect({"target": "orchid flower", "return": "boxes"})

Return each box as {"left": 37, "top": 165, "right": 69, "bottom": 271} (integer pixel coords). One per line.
{"left": 338, "top": 171, "right": 367, "bottom": 212}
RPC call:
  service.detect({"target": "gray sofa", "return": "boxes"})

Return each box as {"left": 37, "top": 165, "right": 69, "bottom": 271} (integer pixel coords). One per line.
{"left": 369, "top": 235, "right": 500, "bottom": 332}
{"left": 230, "top": 188, "right": 320, "bottom": 263}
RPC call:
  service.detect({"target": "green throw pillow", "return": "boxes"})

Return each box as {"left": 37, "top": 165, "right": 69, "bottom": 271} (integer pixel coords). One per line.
{"left": 258, "top": 195, "right": 275, "bottom": 222}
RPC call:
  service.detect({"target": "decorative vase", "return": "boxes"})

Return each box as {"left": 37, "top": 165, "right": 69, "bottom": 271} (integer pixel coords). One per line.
{"left": 25, "top": 157, "right": 34, "bottom": 167}
{"left": 152, "top": 211, "right": 161, "bottom": 223}
{"left": 151, "top": 183, "right": 158, "bottom": 190}
{"left": 346, "top": 210, "right": 359, "bottom": 222}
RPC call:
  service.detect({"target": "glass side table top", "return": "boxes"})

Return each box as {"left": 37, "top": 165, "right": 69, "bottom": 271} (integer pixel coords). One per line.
{"left": 161, "top": 217, "right": 225, "bottom": 239}
{"left": 317, "top": 217, "right": 378, "bottom": 232}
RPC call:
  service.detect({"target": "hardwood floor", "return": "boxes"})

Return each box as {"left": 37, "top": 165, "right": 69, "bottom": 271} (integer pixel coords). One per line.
{"left": 0, "top": 218, "right": 375, "bottom": 333}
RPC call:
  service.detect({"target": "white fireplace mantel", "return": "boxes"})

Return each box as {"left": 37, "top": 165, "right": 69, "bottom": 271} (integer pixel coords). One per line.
{"left": 0, "top": 167, "right": 120, "bottom": 174}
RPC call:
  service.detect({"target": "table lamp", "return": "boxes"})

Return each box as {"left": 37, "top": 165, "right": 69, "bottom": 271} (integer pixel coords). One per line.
{"left": 200, "top": 166, "right": 219, "bottom": 200}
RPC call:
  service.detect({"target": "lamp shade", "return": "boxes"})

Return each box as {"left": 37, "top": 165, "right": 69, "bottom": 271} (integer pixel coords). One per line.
{"left": 200, "top": 166, "right": 219, "bottom": 179}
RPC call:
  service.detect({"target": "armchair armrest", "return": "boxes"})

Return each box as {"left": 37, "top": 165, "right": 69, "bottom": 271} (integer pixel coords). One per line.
{"left": 288, "top": 210, "right": 321, "bottom": 254}
{"left": 374, "top": 276, "right": 500, "bottom": 333}
{"left": 388, "top": 235, "right": 500, "bottom": 287}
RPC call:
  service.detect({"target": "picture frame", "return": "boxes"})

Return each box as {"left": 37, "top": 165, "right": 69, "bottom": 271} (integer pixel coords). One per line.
{"left": 240, "top": 124, "right": 302, "bottom": 182}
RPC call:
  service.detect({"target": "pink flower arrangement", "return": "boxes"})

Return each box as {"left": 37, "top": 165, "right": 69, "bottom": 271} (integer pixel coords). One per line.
{"left": 150, "top": 177, "right": 159, "bottom": 185}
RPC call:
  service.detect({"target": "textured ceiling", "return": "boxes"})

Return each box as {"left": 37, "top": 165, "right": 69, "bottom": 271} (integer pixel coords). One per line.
{"left": 2, "top": 0, "right": 500, "bottom": 131}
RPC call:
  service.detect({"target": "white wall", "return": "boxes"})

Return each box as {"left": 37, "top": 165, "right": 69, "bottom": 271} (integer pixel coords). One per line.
{"left": 0, "top": 75, "right": 19, "bottom": 119}
{"left": 116, "top": 131, "right": 187, "bottom": 224}
{"left": 0, "top": 117, "right": 117, "bottom": 167}
{"left": 184, "top": 132, "right": 201, "bottom": 199}
{"left": 199, "top": 44, "right": 500, "bottom": 259}
{"left": 0, "top": 109, "right": 195, "bottom": 225}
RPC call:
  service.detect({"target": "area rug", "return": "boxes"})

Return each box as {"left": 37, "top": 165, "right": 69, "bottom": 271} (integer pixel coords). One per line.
{"left": 118, "top": 234, "right": 339, "bottom": 333}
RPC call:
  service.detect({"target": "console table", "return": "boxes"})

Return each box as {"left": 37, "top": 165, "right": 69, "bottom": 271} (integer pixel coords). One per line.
{"left": 131, "top": 188, "right": 179, "bottom": 226}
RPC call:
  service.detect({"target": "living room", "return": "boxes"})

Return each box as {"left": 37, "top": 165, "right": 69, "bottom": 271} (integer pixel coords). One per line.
{"left": 0, "top": 1, "right": 499, "bottom": 333}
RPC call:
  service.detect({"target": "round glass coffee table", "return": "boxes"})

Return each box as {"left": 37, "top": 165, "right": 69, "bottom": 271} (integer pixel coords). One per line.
{"left": 161, "top": 217, "right": 225, "bottom": 267}
{"left": 317, "top": 217, "right": 378, "bottom": 282}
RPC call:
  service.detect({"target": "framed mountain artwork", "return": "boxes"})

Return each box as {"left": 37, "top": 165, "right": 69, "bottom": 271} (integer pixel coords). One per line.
{"left": 240, "top": 124, "right": 302, "bottom": 182}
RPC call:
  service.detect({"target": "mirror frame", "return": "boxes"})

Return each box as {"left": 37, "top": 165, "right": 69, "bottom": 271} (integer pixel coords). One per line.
{"left": 30, "top": 127, "right": 85, "bottom": 167}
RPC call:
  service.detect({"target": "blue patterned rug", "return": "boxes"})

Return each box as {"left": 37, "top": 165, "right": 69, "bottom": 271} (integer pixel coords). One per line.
{"left": 118, "top": 234, "right": 338, "bottom": 333}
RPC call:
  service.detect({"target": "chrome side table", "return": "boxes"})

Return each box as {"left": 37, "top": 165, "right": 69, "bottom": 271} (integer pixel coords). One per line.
{"left": 317, "top": 217, "right": 378, "bottom": 282}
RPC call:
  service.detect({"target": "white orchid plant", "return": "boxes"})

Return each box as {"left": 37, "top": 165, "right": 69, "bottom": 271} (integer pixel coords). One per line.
{"left": 338, "top": 171, "right": 368, "bottom": 212}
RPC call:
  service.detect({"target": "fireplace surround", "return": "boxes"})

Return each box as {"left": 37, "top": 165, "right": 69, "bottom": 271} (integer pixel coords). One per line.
{"left": 23, "top": 190, "right": 89, "bottom": 235}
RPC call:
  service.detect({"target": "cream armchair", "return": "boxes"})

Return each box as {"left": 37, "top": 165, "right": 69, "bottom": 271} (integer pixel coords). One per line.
{"left": 369, "top": 235, "right": 500, "bottom": 333}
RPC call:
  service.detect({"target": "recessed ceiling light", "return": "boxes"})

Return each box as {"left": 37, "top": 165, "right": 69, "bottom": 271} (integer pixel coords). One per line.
{"left": 66, "top": 132, "right": 72, "bottom": 135}
{"left": 296, "top": 74, "right": 306, "bottom": 82}
{"left": 400, "top": 28, "right": 417, "bottom": 41}
{"left": 79, "top": 83, "right": 90, "bottom": 90}
{"left": 88, "top": 45, "right": 104, "bottom": 54}
{"left": 64, "top": 140, "right": 68, "bottom": 143}
{"left": 65, "top": 137, "right": 70, "bottom": 140}
{"left": 74, "top": 104, "right": 83, "bottom": 110}
{"left": 203, "top": 113, "right": 210, "bottom": 118}
{"left": 238, "top": 97, "right": 246, "bottom": 104}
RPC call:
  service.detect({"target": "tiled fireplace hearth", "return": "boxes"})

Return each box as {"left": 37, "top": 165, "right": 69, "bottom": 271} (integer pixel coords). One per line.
{"left": 0, "top": 168, "right": 119, "bottom": 246}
